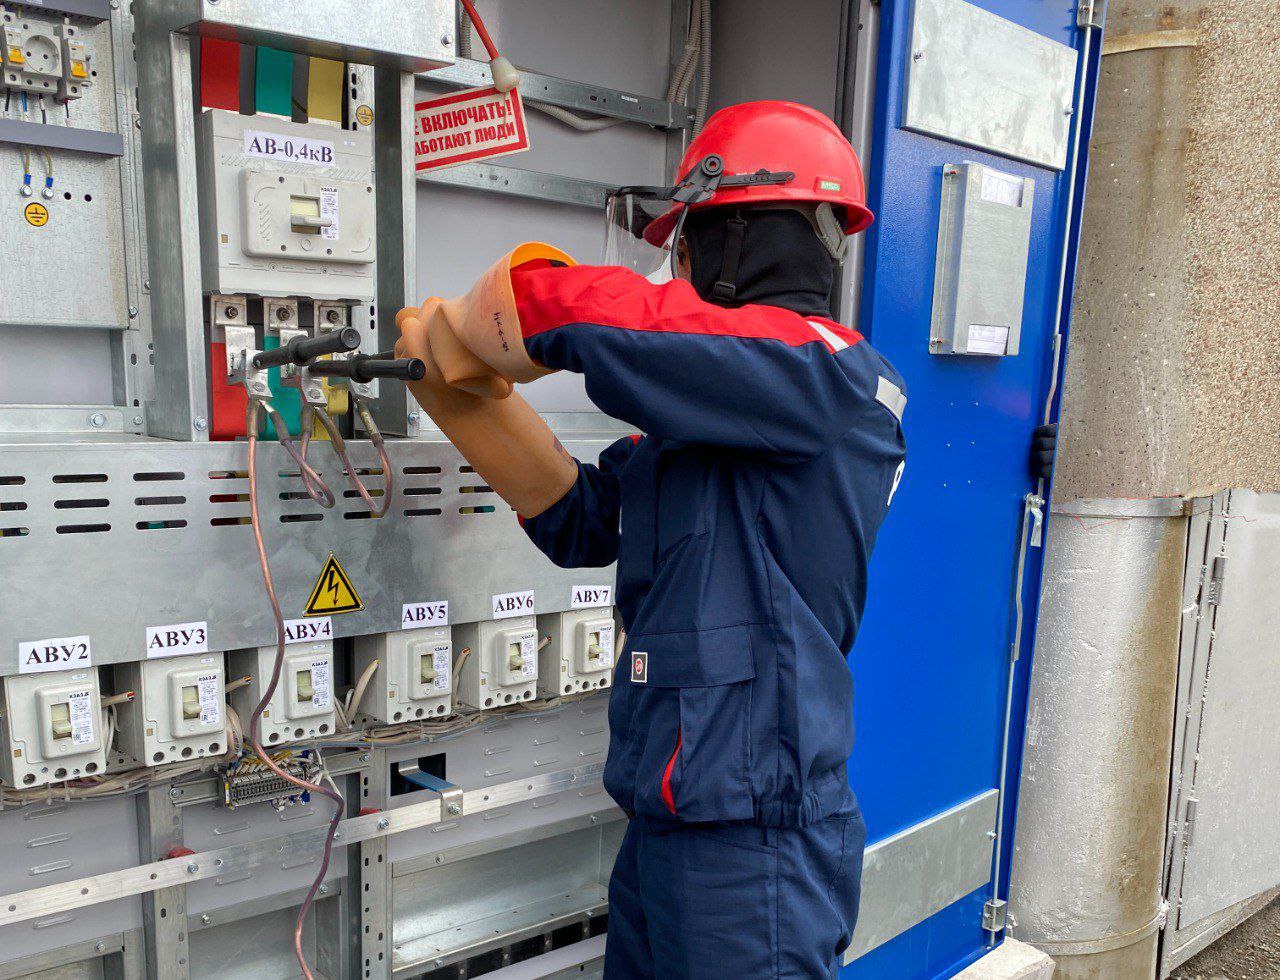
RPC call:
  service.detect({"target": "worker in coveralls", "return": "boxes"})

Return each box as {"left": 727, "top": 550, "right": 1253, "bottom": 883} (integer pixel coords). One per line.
{"left": 396, "top": 101, "right": 907, "bottom": 978}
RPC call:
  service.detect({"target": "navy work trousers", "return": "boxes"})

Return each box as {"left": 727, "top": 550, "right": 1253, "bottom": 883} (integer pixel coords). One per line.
{"left": 603, "top": 804, "right": 866, "bottom": 978}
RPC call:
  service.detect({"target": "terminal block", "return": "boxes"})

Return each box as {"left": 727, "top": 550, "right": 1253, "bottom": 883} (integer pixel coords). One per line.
{"left": 353, "top": 626, "right": 453, "bottom": 723}
{"left": 537, "top": 610, "right": 616, "bottom": 697}
{"left": 115, "top": 654, "right": 226, "bottom": 766}
{"left": 453, "top": 617, "right": 539, "bottom": 710}
{"left": 222, "top": 753, "right": 322, "bottom": 810}
{"left": 228, "top": 641, "right": 336, "bottom": 745}
{"left": 0, "top": 668, "right": 106, "bottom": 787}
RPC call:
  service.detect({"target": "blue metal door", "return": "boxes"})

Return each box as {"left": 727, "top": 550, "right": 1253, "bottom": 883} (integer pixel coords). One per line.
{"left": 843, "top": 1, "right": 1098, "bottom": 976}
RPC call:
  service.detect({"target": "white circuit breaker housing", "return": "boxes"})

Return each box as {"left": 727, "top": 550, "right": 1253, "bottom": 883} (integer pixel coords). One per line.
{"left": 453, "top": 617, "right": 539, "bottom": 710}
{"left": 195, "top": 109, "right": 376, "bottom": 301}
{"left": 537, "top": 610, "right": 616, "bottom": 697}
{"left": 0, "top": 669, "right": 105, "bottom": 787}
{"left": 228, "top": 642, "right": 336, "bottom": 745}
{"left": 353, "top": 626, "right": 453, "bottom": 723}
{"left": 1, "top": 12, "right": 62, "bottom": 96}
{"left": 115, "top": 654, "right": 226, "bottom": 765}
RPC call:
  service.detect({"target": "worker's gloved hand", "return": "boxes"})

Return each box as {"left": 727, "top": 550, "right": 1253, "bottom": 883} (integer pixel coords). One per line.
{"left": 1030, "top": 422, "right": 1057, "bottom": 480}
{"left": 396, "top": 299, "right": 513, "bottom": 405}
{"left": 415, "top": 243, "right": 576, "bottom": 397}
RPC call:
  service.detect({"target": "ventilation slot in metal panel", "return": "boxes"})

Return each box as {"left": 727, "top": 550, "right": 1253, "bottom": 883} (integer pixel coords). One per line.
{"left": 137, "top": 520, "right": 187, "bottom": 531}
{"left": 133, "top": 472, "right": 185, "bottom": 482}
{"left": 0, "top": 476, "right": 25, "bottom": 486}
{"left": 135, "top": 496, "right": 185, "bottom": 506}
{"left": 403, "top": 487, "right": 442, "bottom": 497}
{"left": 0, "top": 501, "right": 26, "bottom": 512}
{"left": 460, "top": 484, "right": 494, "bottom": 494}
{"left": 52, "top": 474, "right": 107, "bottom": 484}
{"left": 56, "top": 524, "right": 111, "bottom": 534}
{"left": 404, "top": 508, "right": 442, "bottom": 518}
{"left": 211, "top": 517, "right": 249, "bottom": 528}
{"left": 403, "top": 466, "right": 441, "bottom": 476}
{"left": 460, "top": 505, "right": 496, "bottom": 516}
{"left": 281, "top": 514, "right": 323, "bottom": 524}
{"left": 54, "top": 499, "right": 109, "bottom": 510}
{"left": 209, "top": 470, "right": 248, "bottom": 481}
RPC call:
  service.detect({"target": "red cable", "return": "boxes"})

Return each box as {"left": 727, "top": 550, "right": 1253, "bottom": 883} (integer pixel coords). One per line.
{"left": 459, "top": 0, "right": 501, "bottom": 61}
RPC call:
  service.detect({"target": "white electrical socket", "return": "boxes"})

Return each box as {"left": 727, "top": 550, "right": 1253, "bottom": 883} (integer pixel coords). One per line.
{"left": 453, "top": 617, "right": 539, "bottom": 711}
{"left": 537, "top": 610, "right": 616, "bottom": 698}
{"left": 115, "top": 653, "right": 226, "bottom": 766}
{"left": 228, "top": 642, "right": 336, "bottom": 746}
{"left": 353, "top": 626, "right": 453, "bottom": 724}
{"left": 0, "top": 668, "right": 106, "bottom": 788}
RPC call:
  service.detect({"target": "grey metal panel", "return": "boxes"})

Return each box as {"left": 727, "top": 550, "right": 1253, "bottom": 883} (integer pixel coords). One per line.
{"left": 0, "top": 120, "right": 124, "bottom": 156}
{"left": 904, "top": 0, "right": 1078, "bottom": 170}
{"left": 0, "top": 798, "right": 142, "bottom": 960}
{"left": 146, "top": 0, "right": 453, "bottom": 73}
{"left": 843, "top": 788, "right": 998, "bottom": 963}
{"left": 181, "top": 796, "right": 346, "bottom": 915}
{"left": 391, "top": 820, "right": 619, "bottom": 973}
{"left": 419, "top": 162, "right": 612, "bottom": 210}
{"left": 0, "top": 437, "right": 615, "bottom": 672}
{"left": 188, "top": 901, "right": 330, "bottom": 979}
{"left": 8, "top": 0, "right": 112, "bottom": 19}
{"left": 1174, "top": 490, "right": 1280, "bottom": 925}
{"left": 385, "top": 695, "right": 615, "bottom": 865}
{"left": 425, "top": 60, "right": 693, "bottom": 130}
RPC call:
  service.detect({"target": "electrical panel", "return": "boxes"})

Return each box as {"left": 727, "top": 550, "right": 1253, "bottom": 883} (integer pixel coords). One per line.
{"left": 929, "top": 162, "right": 1035, "bottom": 357}
{"left": 228, "top": 642, "right": 336, "bottom": 746}
{"left": 453, "top": 617, "right": 539, "bottom": 711}
{"left": 538, "top": 610, "right": 616, "bottom": 697}
{"left": 0, "top": 668, "right": 105, "bottom": 787}
{"left": 195, "top": 108, "right": 377, "bottom": 302}
{"left": 353, "top": 626, "right": 454, "bottom": 723}
{"left": 115, "top": 653, "right": 226, "bottom": 766}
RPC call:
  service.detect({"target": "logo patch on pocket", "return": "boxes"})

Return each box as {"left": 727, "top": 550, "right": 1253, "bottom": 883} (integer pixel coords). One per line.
{"left": 631, "top": 652, "right": 648, "bottom": 684}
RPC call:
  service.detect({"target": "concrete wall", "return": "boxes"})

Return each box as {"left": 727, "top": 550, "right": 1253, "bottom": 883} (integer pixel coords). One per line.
{"left": 1054, "top": 1, "right": 1280, "bottom": 501}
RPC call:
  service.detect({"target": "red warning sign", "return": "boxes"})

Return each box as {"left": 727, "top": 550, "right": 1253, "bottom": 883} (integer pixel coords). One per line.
{"left": 413, "top": 85, "right": 530, "bottom": 173}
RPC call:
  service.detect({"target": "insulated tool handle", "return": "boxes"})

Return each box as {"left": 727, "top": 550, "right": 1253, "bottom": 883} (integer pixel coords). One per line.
{"left": 309, "top": 353, "right": 427, "bottom": 384}
{"left": 252, "top": 328, "right": 362, "bottom": 369}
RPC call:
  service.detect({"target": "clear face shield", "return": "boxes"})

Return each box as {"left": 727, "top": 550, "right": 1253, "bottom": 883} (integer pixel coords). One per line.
{"left": 602, "top": 191, "right": 684, "bottom": 282}
{"left": 602, "top": 155, "right": 797, "bottom": 284}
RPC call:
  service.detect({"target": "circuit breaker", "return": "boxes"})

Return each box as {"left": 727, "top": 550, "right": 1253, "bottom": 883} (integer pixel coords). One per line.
{"left": 195, "top": 108, "right": 377, "bottom": 301}
{"left": 353, "top": 626, "right": 453, "bottom": 723}
{"left": 115, "top": 654, "right": 226, "bottom": 765}
{"left": 228, "top": 642, "right": 336, "bottom": 746}
{"left": 453, "top": 617, "right": 539, "bottom": 710}
{"left": 537, "top": 610, "right": 616, "bottom": 697}
{"left": 0, "top": 668, "right": 105, "bottom": 787}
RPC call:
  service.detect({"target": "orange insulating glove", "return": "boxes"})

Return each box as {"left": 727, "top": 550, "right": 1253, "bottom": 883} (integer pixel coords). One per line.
{"left": 414, "top": 243, "right": 576, "bottom": 397}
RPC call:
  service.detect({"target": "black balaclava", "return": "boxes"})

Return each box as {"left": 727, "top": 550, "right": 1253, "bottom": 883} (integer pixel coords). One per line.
{"left": 683, "top": 207, "right": 837, "bottom": 317}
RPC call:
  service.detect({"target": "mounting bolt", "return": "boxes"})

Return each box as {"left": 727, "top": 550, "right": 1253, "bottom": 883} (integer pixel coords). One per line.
{"left": 200, "top": 913, "right": 211, "bottom": 925}
{"left": 435, "top": 960, "right": 444, "bottom": 969}
{"left": 88, "top": 412, "right": 106, "bottom": 428}
{"left": 447, "top": 802, "right": 462, "bottom": 816}
{"left": 186, "top": 862, "right": 199, "bottom": 874}
{"left": 440, "top": 33, "right": 453, "bottom": 46}
{"left": 408, "top": 412, "right": 420, "bottom": 426}
{"left": 128, "top": 305, "right": 138, "bottom": 318}
{"left": 325, "top": 308, "right": 341, "bottom": 325}
{"left": 1064, "top": 106, "right": 1075, "bottom": 116}
{"left": 41, "top": 185, "right": 53, "bottom": 200}
{"left": 377, "top": 817, "right": 390, "bottom": 830}
{"left": 318, "top": 884, "right": 330, "bottom": 895}
{"left": 360, "top": 753, "right": 370, "bottom": 763}
{"left": 169, "top": 787, "right": 182, "bottom": 800}
{"left": 20, "top": 184, "right": 32, "bottom": 198}
{"left": 133, "top": 415, "right": 144, "bottom": 426}
{"left": 143, "top": 279, "right": 151, "bottom": 291}
{"left": 95, "top": 941, "right": 107, "bottom": 952}
{"left": 913, "top": 50, "right": 924, "bottom": 61}
{"left": 193, "top": 416, "right": 208, "bottom": 432}
{"left": 589, "top": 814, "right": 598, "bottom": 824}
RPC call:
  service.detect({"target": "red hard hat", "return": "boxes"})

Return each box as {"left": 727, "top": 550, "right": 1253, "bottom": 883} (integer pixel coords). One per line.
{"left": 644, "top": 100, "right": 874, "bottom": 245}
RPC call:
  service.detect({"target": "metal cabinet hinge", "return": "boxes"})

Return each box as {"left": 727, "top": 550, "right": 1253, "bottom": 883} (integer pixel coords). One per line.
{"left": 1184, "top": 796, "right": 1199, "bottom": 847}
{"left": 983, "top": 898, "right": 1008, "bottom": 933}
{"left": 1206, "top": 555, "right": 1227, "bottom": 606}
{"left": 1077, "top": 0, "right": 1105, "bottom": 29}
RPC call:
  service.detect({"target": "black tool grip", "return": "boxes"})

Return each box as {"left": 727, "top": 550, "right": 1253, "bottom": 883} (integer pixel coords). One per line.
{"left": 252, "top": 328, "right": 362, "bottom": 369}
{"left": 308, "top": 353, "right": 427, "bottom": 384}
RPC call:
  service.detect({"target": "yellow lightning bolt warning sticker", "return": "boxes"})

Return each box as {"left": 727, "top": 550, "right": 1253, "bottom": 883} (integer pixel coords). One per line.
{"left": 303, "top": 553, "right": 363, "bottom": 616}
